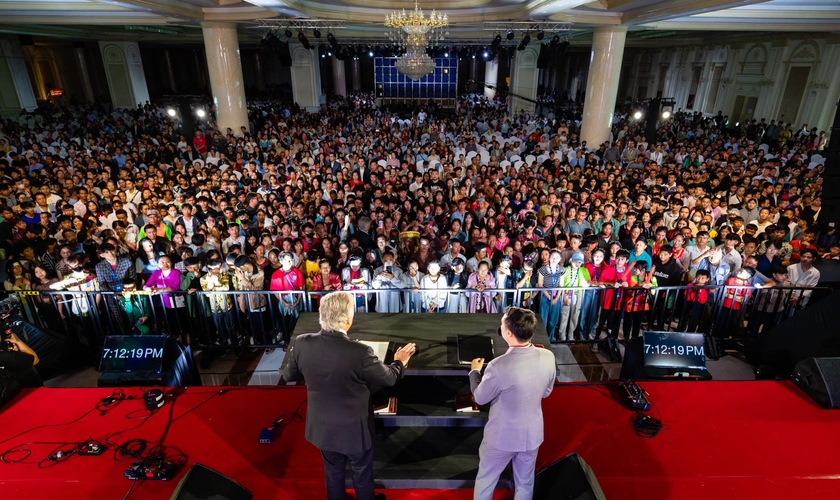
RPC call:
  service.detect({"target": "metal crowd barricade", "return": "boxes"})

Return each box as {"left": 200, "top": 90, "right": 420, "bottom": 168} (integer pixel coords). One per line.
{"left": 8, "top": 284, "right": 831, "bottom": 349}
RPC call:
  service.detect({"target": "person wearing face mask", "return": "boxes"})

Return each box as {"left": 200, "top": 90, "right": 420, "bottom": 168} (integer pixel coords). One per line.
{"left": 371, "top": 251, "right": 403, "bottom": 313}
{"left": 234, "top": 256, "right": 271, "bottom": 353}
{"left": 400, "top": 260, "right": 425, "bottom": 313}
{"left": 420, "top": 260, "right": 449, "bottom": 313}
{"left": 342, "top": 254, "right": 372, "bottom": 312}
{"left": 270, "top": 251, "right": 304, "bottom": 350}
{"left": 537, "top": 250, "right": 565, "bottom": 342}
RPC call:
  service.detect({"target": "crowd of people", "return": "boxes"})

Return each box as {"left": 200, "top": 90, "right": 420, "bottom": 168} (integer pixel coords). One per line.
{"left": 0, "top": 90, "right": 831, "bottom": 358}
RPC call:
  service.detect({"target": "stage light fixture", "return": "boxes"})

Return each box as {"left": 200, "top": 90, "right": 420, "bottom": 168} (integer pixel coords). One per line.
{"left": 327, "top": 32, "right": 339, "bottom": 48}
{"left": 483, "top": 51, "right": 489, "bottom": 58}
{"left": 284, "top": 29, "right": 293, "bottom": 38}
{"left": 491, "top": 33, "right": 502, "bottom": 50}
{"left": 369, "top": 50, "right": 374, "bottom": 57}
{"left": 297, "top": 31, "right": 311, "bottom": 50}
{"left": 313, "top": 29, "right": 321, "bottom": 38}
{"left": 506, "top": 29, "right": 514, "bottom": 40}
{"left": 444, "top": 52, "right": 448, "bottom": 57}
{"left": 195, "top": 109, "right": 206, "bottom": 118}
{"left": 166, "top": 108, "right": 177, "bottom": 117}
{"left": 550, "top": 34, "right": 560, "bottom": 46}
{"left": 661, "top": 110, "right": 672, "bottom": 119}
{"left": 633, "top": 110, "right": 643, "bottom": 120}
{"left": 537, "top": 30, "right": 545, "bottom": 41}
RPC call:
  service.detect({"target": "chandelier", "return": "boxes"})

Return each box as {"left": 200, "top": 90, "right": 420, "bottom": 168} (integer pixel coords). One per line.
{"left": 385, "top": 0, "right": 449, "bottom": 80}
{"left": 395, "top": 49, "right": 437, "bottom": 80}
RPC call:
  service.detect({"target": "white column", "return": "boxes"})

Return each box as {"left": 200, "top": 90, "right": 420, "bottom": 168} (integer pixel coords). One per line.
{"left": 351, "top": 58, "right": 361, "bottom": 92}
{"left": 201, "top": 22, "right": 248, "bottom": 136}
{"left": 581, "top": 26, "right": 627, "bottom": 148}
{"left": 289, "top": 42, "right": 323, "bottom": 112}
{"left": 484, "top": 57, "right": 498, "bottom": 99}
{"left": 510, "top": 45, "right": 540, "bottom": 115}
{"left": 99, "top": 41, "right": 150, "bottom": 109}
{"left": 331, "top": 56, "right": 346, "bottom": 97}
{"left": 0, "top": 39, "right": 37, "bottom": 116}
{"left": 73, "top": 46, "right": 95, "bottom": 103}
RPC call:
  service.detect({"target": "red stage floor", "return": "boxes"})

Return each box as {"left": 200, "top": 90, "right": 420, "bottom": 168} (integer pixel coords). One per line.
{"left": 0, "top": 381, "right": 839, "bottom": 500}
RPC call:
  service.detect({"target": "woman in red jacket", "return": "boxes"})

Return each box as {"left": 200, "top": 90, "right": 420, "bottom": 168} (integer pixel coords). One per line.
{"left": 598, "top": 249, "right": 633, "bottom": 341}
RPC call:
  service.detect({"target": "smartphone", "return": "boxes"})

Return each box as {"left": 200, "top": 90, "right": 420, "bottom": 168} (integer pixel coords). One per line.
{"left": 378, "top": 219, "right": 384, "bottom": 228}
{"left": 385, "top": 265, "right": 393, "bottom": 273}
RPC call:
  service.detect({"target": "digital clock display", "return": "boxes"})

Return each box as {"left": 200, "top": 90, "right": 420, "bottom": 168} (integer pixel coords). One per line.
{"left": 643, "top": 331, "right": 706, "bottom": 370}
{"left": 99, "top": 336, "right": 166, "bottom": 373}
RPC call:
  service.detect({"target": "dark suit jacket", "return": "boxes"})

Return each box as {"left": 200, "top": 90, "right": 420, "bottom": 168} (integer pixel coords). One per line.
{"left": 282, "top": 329, "right": 404, "bottom": 454}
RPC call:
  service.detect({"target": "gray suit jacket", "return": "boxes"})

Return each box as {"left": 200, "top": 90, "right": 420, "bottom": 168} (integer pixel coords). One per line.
{"left": 470, "top": 345, "right": 556, "bottom": 452}
{"left": 283, "top": 329, "right": 405, "bottom": 455}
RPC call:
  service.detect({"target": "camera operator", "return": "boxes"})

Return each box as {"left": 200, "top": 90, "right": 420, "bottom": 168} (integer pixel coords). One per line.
{"left": 0, "top": 332, "right": 42, "bottom": 388}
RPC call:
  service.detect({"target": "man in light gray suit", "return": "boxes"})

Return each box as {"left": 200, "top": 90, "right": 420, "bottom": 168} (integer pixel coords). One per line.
{"left": 469, "top": 307, "right": 557, "bottom": 500}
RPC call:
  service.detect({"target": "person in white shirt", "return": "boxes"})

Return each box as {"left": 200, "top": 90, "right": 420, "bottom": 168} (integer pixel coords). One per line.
{"left": 787, "top": 248, "right": 820, "bottom": 309}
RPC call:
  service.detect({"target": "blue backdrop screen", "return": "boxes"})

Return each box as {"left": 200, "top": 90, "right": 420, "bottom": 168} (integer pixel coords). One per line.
{"left": 375, "top": 56, "right": 458, "bottom": 99}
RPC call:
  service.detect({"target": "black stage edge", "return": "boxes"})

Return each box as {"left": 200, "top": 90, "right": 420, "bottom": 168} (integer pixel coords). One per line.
{"left": 283, "top": 314, "right": 535, "bottom": 489}
{"left": 283, "top": 313, "right": 551, "bottom": 376}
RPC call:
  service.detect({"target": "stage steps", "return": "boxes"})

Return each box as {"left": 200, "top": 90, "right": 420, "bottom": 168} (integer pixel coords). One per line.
{"left": 346, "top": 426, "right": 512, "bottom": 490}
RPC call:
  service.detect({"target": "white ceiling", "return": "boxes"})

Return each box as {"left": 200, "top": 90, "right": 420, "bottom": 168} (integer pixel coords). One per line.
{"left": 0, "top": 0, "right": 837, "bottom": 41}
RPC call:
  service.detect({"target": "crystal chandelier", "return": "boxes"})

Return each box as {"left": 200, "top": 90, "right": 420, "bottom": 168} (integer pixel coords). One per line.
{"left": 395, "top": 48, "right": 437, "bottom": 80}
{"left": 385, "top": 0, "right": 449, "bottom": 80}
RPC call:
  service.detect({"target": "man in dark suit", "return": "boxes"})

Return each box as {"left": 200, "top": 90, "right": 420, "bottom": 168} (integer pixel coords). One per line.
{"left": 470, "top": 307, "right": 557, "bottom": 500}
{"left": 283, "top": 291, "right": 416, "bottom": 500}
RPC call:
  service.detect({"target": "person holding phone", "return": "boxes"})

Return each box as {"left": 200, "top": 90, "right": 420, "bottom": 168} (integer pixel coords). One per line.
{"left": 371, "top": 251, "right": 403, "bottom": 313}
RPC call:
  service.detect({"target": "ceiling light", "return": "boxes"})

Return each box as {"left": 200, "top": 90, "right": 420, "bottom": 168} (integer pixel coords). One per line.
{"left": 166, "top": 108, "right": 176, "bottom": 117}
{"left": 633, "top": 111, "right": 643, "bottom": 120}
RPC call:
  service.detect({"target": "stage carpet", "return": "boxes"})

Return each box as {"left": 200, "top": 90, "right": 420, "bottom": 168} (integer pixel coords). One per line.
{"left": 0, "top": 381, "right": 839, "bottom": 500}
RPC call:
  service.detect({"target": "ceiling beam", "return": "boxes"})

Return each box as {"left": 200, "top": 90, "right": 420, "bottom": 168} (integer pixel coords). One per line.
{"left": 97, "top": 0, "right": 203, "bottom": 20}
{"left": 620, "top": 0, "right": 772, "bottom": 25}
{"left": 641, "top": 20, "right": 840, "bottom": 32}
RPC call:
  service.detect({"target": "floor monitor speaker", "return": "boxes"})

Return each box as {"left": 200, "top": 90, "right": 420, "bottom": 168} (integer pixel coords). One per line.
{"left": 533, "top": 452, "right": 607, "bottom": 500}
{"left": 169, "top": 463, "right": 253, "bottom": 500}
{"left": 792, "top": 357, "right": 840, "bottom": 409}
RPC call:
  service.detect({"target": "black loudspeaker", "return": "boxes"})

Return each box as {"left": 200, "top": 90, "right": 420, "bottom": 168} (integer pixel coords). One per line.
{"left": 0, "top": 369, "right": 21, "bottom": 410}
{"left": 537, "top": 44, "right": 550, "bottom": 69}
{"left": 169, "top": 464, "right": 253, "bottom": 500}
{"left": 792, "top": 357, "right": 840, "bottom": 409}
{"left": 278, "top": 42, "right": 292, "bottom": 67}
{"left": 533, "top": 452, "right": 607, "bottom": 500}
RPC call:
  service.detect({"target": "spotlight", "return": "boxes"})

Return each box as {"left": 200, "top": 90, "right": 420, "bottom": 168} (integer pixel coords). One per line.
{"left": 327, "top": 32, "right": 338, "bottom": 48}
{"left": 483, "top": 51, "right": 489, "bottom": 58}
{"left": 166, "top": 108, "right": 177, "bottom": 117}
{"left": 550, "top": 34, "right": 560, "bottom": 46}
{"left": 472, "top": 54, "right": 475, "bottom": 59}
{"left": 195, "top": 108, "right": 206, "bottom": 118}
{"left": 368, "top": 50, "right": 374, "bottom": 57}
{"left": 284, "top": 29, "right": 293, "bottom": 38}
{"left": 444, "top": 52, "right": 448, "bottom": 57}
{"left": 537, "top": 30, "right": 545, "bottom": 41}
{"left": 661, "top": 110, "right": 672, "bottom": 119}
{"left": 297, "top": 31, "right": 311, "bottom": 50}
{"left": 327, "top": 51, "right": 332, "bottom": 57}
{"left": 633, "top": 110, "right": 643, "bottom": 120}
{"left": 491, "top": 33, "right": 502, "bottom": 50}
{"left": 506, "top": 29, "right": 514, "bottom": 40}
{"left": 521, "top": 33, "right": 531, "bottom": 47}
{"left": 313, "top": 28, "right": 321, "bottom": 38}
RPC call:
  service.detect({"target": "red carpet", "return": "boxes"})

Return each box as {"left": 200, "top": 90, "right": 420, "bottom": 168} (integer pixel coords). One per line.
{"left": 0, "top": 381, "right": 838, "bottom": 500}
